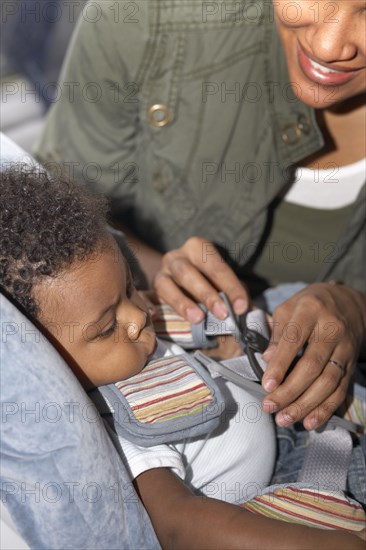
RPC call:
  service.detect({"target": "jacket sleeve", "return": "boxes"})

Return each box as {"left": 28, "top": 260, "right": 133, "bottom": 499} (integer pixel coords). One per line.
{"left": 34, "top": 1, "right": 148, "bottom": 201}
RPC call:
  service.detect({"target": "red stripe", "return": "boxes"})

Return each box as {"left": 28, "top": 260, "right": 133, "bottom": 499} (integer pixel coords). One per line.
{"left": 285, "top": 487, "right": 363, "bottom": 510}
{"left": 118, "top": 361, "right": 188, "bottom": 388}
{"left": 274, "top": 493, "right": 364, "bottom": 522}
{"left": 121, "top": 368, "right": 191, "bottom": 391}
{"left": 249, "top": 497, "right": 354, "bottom": 530}
{"left": 120, "top": 370, "right": 195, "bottom": 397}
{"left": 130, "top": 382, "right": 208, "bottom": 410}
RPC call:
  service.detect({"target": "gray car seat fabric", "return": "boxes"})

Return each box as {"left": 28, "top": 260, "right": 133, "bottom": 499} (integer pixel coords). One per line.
{"left": 0, "top": 293, "right": 160, "bottom": 549}
{"left": 0, "top": 134, "right": 160, "bottom": 548}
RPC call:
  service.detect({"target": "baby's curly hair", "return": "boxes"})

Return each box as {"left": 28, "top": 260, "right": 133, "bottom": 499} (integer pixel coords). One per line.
{"left": 0, "top": 164, "right": 109, "bottom": 318}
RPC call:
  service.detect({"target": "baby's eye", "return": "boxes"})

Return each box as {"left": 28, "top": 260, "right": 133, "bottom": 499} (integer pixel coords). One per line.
{"left": 98, "top": 319, "right": 118, "bottom": 339}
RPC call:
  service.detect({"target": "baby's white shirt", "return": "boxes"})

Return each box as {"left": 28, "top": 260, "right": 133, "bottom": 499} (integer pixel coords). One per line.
{"left": 114, "top": 341, "right": 276, "bottom": 504}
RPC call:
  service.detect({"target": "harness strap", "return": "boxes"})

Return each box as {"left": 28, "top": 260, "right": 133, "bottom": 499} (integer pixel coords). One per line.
{"left": 194, "top": 351, "right": 358, "bottom": 488}
{"left": 298, "top": 428, "right": 353, "bottom": 489}
{"left": 194, "top": 351, "right": 362, "bottom": 437}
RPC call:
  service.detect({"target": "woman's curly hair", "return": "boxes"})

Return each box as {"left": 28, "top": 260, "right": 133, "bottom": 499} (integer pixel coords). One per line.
{"left": 0, "top": 164, "right": 109, "bottom": 318}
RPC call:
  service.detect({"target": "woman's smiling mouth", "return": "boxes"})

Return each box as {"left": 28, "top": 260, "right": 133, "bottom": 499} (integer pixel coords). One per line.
{"left": 297, "top": 43, "right": 363, "bottom": 86}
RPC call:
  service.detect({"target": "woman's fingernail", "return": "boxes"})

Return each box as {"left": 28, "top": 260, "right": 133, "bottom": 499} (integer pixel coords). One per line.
{"left": 305, "top": 417, "right": 318, "bottom": 431}
{"left": 213, "top": 301, "right": 227, "bottom": 320}
{"left": 277, "top": 412, "right": 294, "bottom": 426}
{"left": 186, "top": 308, "right": 204, "bottom": 324}
{"left": 262, "top": 400, "right": 278, "bottom": 413}
{"left": 233, "top": 298, "right": 247, "bottom": 315}
{"left": 263, "top": 378, "right": 277, "bottom": 392}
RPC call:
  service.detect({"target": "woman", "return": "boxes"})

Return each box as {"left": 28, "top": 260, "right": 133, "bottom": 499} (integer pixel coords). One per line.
{"left": 35, "top": 0, "right": 366, "bottom": 430}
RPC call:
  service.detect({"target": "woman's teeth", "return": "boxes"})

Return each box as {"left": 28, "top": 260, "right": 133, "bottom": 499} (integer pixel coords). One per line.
{"left": 308, "top": 57, "right": 341, "bottom": 74}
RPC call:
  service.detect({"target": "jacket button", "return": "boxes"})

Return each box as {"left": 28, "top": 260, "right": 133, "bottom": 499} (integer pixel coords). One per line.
{"left": 147, "top": 104, "right": 170, "bottom": 127}
{"left": 281, "top": 114, "right": 312, "bottom": 145}
{"left": 152, "top": 173, "right": 169, "bottom": 193}
{"left": 281, "top": 124, "right": 302, "bottom": 145}
{"left": 297, "top": 114, "right": 311, "bottom": 135}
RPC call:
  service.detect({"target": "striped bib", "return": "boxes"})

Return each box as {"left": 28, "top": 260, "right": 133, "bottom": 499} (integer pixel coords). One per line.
{"left": 90, "top": 353, "right": 225, "bottom": 447}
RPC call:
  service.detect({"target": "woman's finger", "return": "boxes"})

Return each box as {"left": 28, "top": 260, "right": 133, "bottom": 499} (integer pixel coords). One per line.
{"left": 262, "top": 316, "right": 353, "bottom": 419}
{"left": 260, "top": 283, "right": 365, "bottom": 427}
{"left": 155, "top": 237, "right": 250, "bottom": 321}
{"left": 181, "top": 239, "right": 249, "bottom": 315}
{"left": 154, "top": 270, "right": 207, "bottom": 323}
{"left": 172, "top": 237, "right": 249, "bottom": 313}
{"left": 277, "top": 375, "right": 349, "bottom": 430}
{"left": 262, "top": 311, "right": 316, "bottom": 392}
{"left": 271, "top": 356, "right": 350, "bottom": 428}
{"left": 161, "top": 255, "right": 230, "bottom": 319}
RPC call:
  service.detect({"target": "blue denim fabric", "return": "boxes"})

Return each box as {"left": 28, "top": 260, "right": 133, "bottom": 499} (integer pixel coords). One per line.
{"left": 271, "top": 424, "right": 308, "bottom": 485}
{"left": 347, "top": 364, "right": 366, "bottom": 506}
{"left": 347, "top": 435, "right": 366, "bottom": 506}
{"left": 254, "top": 282, "right": 307, "bottom": 314}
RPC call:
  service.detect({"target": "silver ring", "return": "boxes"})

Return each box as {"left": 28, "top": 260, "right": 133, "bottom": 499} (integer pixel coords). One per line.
{"left": 328, "top": 359, "right": 345, "bottom": 376}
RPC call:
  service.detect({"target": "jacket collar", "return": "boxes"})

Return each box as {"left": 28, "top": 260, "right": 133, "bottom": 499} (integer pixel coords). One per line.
{"left": 263, "top": 2, "right": 324, "bottom": 167}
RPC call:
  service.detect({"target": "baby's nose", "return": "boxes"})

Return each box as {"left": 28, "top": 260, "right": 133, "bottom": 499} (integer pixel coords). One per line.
{"left": 124, "top": 306, "right": 147, "bottom": 340}
{"left": 126, "top": 321, "right": 142, "bottom": 340}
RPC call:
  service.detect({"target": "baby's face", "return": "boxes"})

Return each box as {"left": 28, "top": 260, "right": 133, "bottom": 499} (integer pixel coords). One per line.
{"left": 35, "top": 238, "right": 157, "bottom": 389}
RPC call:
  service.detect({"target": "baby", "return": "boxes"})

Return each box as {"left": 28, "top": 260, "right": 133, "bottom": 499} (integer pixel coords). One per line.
{"left": 1, "top": 166, "right": 363, "bottom": 549}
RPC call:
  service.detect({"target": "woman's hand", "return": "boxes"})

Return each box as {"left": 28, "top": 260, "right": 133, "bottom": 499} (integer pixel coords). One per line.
{"left": 261, "top": 283, "right": 366, "bottom": 430}
{"left": 153, "top": 236, "right": 249, "bottom": 323}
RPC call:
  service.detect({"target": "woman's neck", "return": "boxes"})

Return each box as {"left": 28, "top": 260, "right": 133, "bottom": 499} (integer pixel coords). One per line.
{"left": 301, "top": 95, "right": 366, "bottom": 169}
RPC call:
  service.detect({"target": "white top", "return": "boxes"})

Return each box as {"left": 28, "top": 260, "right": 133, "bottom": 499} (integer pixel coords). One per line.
{"left": 114, "top": 341, "right": 276, "bottom": 505}
{"left": 285, "top": 158, "right": 365, "bottom": 209}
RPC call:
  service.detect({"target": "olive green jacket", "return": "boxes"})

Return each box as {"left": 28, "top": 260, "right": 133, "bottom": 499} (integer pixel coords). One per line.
{"left": 35, "top": 0, "right": 365, "bottom": 292}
